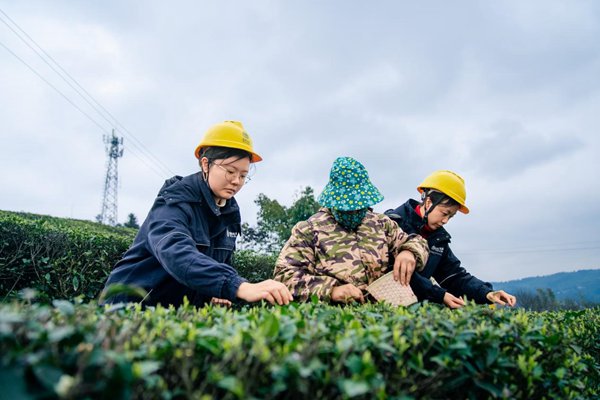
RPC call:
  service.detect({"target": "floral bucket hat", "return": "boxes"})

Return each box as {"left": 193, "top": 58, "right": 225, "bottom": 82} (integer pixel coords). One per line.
{"left": 318, "top": 157, "right": 384, "bottom": 211}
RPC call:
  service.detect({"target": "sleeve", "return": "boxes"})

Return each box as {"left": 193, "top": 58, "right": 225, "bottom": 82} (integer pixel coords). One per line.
{"left": 433, "top": 247, "right": 493, "bottom": 304}
{"left": 384, "top": 217, "right": 429, "bottom": 272}
{"left": 146, "top": 202, "right": 245, "bottom": 301}
{"left": 410, "top": 272, "right": 447, "bottom": 304}
{"left": 272, "top": 220, "right": 340, "bottom": 302}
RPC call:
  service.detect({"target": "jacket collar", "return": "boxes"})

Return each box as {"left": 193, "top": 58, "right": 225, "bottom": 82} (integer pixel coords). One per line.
{"left": 161, "top": 172, "right": 240, "bottom": 217}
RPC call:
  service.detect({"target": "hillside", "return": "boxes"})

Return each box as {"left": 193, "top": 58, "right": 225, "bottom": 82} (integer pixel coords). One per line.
{"left": 493, "top": 269, "right": 600, "bottom": 303}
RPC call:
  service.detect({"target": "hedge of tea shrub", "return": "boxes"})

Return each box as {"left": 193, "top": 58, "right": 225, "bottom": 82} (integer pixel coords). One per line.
{"left": 0, "top": 211, "right": 277, "bottom": 302}
{"left": 0, "top": 299, "right": 598, "bottom": 399}
{"left": 0, "top": 211, "right": 137, "bottom": 302}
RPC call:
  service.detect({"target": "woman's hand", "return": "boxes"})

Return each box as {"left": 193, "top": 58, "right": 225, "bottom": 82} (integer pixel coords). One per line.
{"left": 236, "top": 280, "right": 293, "bottom": 305}
{"left": 210, "top": 297, "right": 232, "bottom": 307}
{"left": 443, "top": 292, "right": 466, "bottom": 309}
{"left": 331, "top": 284, "right": 365, "bottom": 303}
{"left": 486, "top": 290, "right": 517, "bottom": 307}
{"left": 393, "top": 250, "right": 416, "bottom": 286}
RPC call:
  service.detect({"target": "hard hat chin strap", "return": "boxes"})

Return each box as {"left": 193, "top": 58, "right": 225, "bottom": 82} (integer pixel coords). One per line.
{"left": 200, "top": 157, "right": 210, "bottom": 182}
{"left": 421, "top": 189, "right": 444, "bottom": 227}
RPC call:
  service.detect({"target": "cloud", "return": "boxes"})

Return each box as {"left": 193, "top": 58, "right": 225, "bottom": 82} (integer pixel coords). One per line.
{"left": 468, "top": 120, "right": 584, "bottom": 179}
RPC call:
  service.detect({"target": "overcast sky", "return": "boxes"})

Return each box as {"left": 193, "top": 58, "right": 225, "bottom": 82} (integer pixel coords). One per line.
{"left": 1, "top": 1, "right": 599, "bottom": 282}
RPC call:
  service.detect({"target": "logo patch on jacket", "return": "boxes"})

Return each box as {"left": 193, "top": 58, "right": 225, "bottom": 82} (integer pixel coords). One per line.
{"left": 226, "top": 230, "right": 239, "bottom": 238}
{"left": 430, "top": 245, "right": 444, "bottom": 256}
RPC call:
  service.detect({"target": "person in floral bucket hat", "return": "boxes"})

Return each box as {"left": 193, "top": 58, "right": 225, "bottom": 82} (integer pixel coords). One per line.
{"left": 273, "top": 157, "right": 430, "bottom": 304}
{"left": 317, "top": 157, "right": 384, "bottom": 231}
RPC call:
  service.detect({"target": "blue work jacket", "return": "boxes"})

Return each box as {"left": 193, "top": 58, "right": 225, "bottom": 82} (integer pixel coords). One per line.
{"left": 103, "top": 172, "right": 245, "bottom": 306}
{"left": 385, "top": 199, "right": 492, "bottom": 304}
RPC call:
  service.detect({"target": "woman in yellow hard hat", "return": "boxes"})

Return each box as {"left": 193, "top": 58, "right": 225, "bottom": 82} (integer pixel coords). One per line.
{"left": 103, "top": 121, "right": 292, "bottom": 307}
{"left": 385, "top": 170, "right": 516, "bottom": 308}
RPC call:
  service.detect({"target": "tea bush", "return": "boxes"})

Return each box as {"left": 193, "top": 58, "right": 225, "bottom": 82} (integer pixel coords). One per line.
{"left": 232, "top": 250, "right": 277, "bottom": 283}
{"left": 0, "top": 211, "right": 277, "bottom": 302}
{"left": 0, "top": 211, "right": 137, "bottom": 302}
{"left": 0, "top": 299, "right": 598, "bottom": 399}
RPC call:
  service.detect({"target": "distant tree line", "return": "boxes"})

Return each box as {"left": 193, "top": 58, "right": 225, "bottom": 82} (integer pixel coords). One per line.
{"left": 95, "top": 212, "right": 140, "bottom": 229}
{"left": 514, "top": 288, "right": 598, "bottom": 311}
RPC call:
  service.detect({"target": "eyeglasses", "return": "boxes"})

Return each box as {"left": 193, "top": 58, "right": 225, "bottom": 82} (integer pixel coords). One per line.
{"left": 214, "top": 163, "right": 252, "bottom": 184}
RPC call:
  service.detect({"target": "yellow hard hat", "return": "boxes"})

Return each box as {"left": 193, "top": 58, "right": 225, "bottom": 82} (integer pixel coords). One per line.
{"left": 417, "top": 170, "right": 470, "bottom": 214}
{"left": 194, "top": 121, "right": 263, "bottom": 163}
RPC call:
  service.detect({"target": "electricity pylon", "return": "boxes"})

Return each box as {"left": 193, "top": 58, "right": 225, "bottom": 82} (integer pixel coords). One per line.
{"left": 99, "top": 129, "right": 123, "bottom": 226}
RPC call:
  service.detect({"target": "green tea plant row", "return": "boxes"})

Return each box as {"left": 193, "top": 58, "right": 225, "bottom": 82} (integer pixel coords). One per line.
{"left": 0, "top": 210, "right": 275, "bottom": 302}
{"left": 0, "top": 211, "right": 137, "bottom": 301}
{"left": 1, "top": 299, "right": 598, "bottom": 399}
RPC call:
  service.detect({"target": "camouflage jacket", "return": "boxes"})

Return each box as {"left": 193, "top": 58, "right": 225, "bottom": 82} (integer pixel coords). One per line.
{"left": 273, "top": 208, "right": 429, "bottom": 302}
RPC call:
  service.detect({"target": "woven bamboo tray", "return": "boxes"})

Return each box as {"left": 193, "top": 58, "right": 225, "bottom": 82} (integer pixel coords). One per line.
{"left": 366, "top": 271, "right": 418, "bottom": 306}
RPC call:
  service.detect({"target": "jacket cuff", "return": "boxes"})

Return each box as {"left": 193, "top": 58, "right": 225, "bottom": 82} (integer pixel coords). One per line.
{"left": 221, "top": 273, "right": 246, "bottom": 301}
{"left": 430, "top": 285, "right": 446, "bottom": 304}
{"left": 308, "top": 276, "right": 339, "bottom": 303}
{"left": 412, "top": 248, "right": 427, "bottom": 272}
{"left": 478, "top": 288, "right": 493, "bottom": 304}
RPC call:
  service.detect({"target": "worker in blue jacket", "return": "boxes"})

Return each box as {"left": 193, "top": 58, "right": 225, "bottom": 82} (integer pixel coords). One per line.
{"left": 385, "top": 170, "right": 516, "bottom": 308}
{"left": 103, "top": 121, "right": 292, "bottom": 307}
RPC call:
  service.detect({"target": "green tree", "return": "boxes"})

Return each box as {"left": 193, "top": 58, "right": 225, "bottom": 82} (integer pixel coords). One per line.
{"left": 239, "top": 187, "right": 320, "bottom": 254}
{"left": 123, "top": 213, "right": 140, "bottom": 229}
{"left": 515, "top": 287, "right": 597, "bottom": 311}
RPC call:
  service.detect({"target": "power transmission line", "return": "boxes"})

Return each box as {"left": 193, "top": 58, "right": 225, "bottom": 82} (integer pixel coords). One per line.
{"left": 0, "top": 7, "right": 176, "bottom": 178}
{"left": 0, "top": 38, "right": 168, "bottom": 179}
{"left": 0, "top": 8, "right": 175, "bottom": 177}
{"left": 0, "top": 40, "right": 112, "bottom": 134}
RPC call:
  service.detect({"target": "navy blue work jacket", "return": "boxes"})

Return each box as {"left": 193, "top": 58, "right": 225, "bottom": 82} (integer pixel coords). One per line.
{"left": 103, "top": 172, "right": 245, "bottom": 307}
{"left": 385, "top": 199, "right": 492, "bottom": 304}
